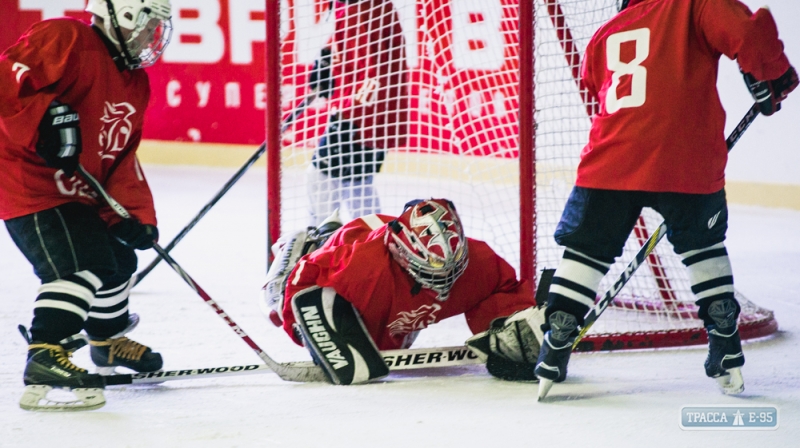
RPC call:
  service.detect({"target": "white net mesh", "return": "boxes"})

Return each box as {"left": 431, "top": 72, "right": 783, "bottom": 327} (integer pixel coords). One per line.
{"left": 274, "top": 0, "right": 775, "bottom": 348}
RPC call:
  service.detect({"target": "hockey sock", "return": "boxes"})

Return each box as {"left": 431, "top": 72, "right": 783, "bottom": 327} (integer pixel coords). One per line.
{"left": 30, "top": 271, "right": 102, "bottom": 343}
{"left": 546, "top": 248, "right": 611, "bottom": 328}
{"left": 680, "top": 243, "right": 740, "bottom": 328}
{"left": 84, "top": 279, "right": 131, "bottom": 339}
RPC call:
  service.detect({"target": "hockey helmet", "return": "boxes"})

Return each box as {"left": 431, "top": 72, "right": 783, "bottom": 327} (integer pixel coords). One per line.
{"left": 86, "top": 0, "right": 172, "bottom": 69}
{"left": 387, "top": 199, "right": 469, "bottom": 301}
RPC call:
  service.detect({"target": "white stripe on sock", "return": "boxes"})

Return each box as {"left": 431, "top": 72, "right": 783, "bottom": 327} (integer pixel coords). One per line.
{"left": 33, "top": 299, "right": 88, "bottom": 320}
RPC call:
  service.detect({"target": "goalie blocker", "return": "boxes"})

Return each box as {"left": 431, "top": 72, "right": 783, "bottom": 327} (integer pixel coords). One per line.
{"left": 291, "top": 286, "right": 389, "bottom": 385}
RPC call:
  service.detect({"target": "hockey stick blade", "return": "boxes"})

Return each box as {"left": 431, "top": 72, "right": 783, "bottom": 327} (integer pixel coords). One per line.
{"left": 103, "top": 345, "right": 482, "bottom": 385}
{"left": 573, "top": 104, "right": 760, "bottom": 348}
{"left": 131, "top": 94, "right": 317, "bottom": 287}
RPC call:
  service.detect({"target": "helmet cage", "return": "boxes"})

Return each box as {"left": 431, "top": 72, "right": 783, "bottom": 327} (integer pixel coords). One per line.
{"left": 389, "top": 199, "right": 469, "bottom": 300}
{"left": 88, "top": 0, "right": 173, "bottom": 69}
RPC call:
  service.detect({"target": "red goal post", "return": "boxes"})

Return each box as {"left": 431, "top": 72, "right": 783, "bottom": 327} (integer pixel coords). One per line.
{"left": 265, "top": 0, "right": 777, "bottom": 351}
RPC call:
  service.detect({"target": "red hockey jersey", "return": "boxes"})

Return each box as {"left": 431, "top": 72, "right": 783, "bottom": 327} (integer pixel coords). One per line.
{"left": 0, "top": 18, "right": 156, "bottom": 226}
{"left": 328, "top": 0, "right": 409, "bottom": 150}
{"left": 282, "top": 214, "right": 536, "bottom": 350}
{"left": 577, "top": 0, "right": 791, "bottom": 193}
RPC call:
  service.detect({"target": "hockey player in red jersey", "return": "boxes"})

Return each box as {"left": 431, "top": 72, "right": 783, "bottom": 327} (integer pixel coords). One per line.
{"left": 535, "top": 0, "right": 797, "bottom": 399}
{"left": 262, "top": 199, "right": 544, "bottom": 385}
{"left": 306, "top": 0, "right": 409, "bottom": 225}
{"left": 0, "top": 0, "right": 172, "bottom": 411}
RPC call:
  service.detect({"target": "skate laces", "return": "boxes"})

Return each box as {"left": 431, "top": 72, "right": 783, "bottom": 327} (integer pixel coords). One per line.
{"left": 28, "top": 343, "right": 87, "bottom": 373}
{"left": 90, "top": 337, "right": 147, "bottom": 363}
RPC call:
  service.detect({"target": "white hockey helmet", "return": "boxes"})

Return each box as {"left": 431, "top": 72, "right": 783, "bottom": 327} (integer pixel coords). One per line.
{"left": 86, "top": 0, "right": 173, "bottom": 69}
{"left": 387, "top": 199, "right": 469, "bottom": 301}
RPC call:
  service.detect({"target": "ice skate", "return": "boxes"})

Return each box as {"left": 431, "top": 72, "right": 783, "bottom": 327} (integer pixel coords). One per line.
{"left": 19, "top": 328, "right": 106, "bottom": 412}
{"left": 534, "top": 331, "right": 575, "bottom": 400}
{"left": 534, "top": 311, "right": 578, "bottom": 401}
{"left": 705, "top": 325, "right": 745, "bottom": 395}
{"left": 90, "top": 336, "right": 163, "bottom": 375}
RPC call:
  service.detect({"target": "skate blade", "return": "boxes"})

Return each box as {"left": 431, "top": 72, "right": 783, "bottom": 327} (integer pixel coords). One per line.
{"left": 95, "top": 366, "right": 118, "bottom": 375}
{"left": 537, "top": 378, "right": 554, "bottom": 401}
{"left": 716, "top": 368, "right": 745, "bottom": 395}
{"left": 19, "top": 385, "right": 106, "bottom": 412}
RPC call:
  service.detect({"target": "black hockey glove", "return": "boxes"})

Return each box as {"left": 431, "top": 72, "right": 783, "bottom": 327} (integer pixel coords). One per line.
{"left": 36, "top": 101, "right": 82, "bottom": 176}
{"left": 309, "top": 47, "right": 334, "bottom": 98}
{"left": 109, "top": 219, "right": 159, "bottom": 250}
{"left": 743, "top": 66, "right": 799, "bottom": 116}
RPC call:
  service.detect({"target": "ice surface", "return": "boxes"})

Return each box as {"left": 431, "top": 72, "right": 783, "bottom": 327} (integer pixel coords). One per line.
{"left": 1, "top": 165, "right": 798, "bottom": 447}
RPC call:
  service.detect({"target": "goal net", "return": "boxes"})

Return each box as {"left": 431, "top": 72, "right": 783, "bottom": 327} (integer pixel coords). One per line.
{"left": 267, "top": 0, "right": 777, "bottom": 351}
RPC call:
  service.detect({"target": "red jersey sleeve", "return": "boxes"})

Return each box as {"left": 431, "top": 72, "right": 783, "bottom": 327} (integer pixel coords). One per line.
{"left": 696, "top": 0, "right": 790, "bottom": 81}
{"left": 0, "top": 19, "right": 80, "bottom": 148}
{"left": 461, "top": 241, "right": 537, "bottom": 334}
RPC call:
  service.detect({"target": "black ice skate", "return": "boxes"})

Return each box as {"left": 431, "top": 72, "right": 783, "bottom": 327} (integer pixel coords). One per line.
{"left": 534, "top": 331, "right": 575, "bottom": 400}
{"left": 705, "top": 325, "right": 745, "bottom": 394}
{"left": 19, "top": 328, "right": 106, "bottom": 412}
{"left": 534, "top": 310, "right": 578, "bottom": 401}
{"left": 90, "top": 336, "right": 163, "bottom": 374}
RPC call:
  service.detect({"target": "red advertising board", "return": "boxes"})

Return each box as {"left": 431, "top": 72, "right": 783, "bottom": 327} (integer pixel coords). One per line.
{"left": 1, "top": 0, "right": 521, "bottom": 154}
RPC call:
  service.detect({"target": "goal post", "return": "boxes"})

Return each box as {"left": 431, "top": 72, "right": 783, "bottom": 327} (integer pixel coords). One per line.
{"left": 265, "top": 0, "right": 777, "bottom": 352}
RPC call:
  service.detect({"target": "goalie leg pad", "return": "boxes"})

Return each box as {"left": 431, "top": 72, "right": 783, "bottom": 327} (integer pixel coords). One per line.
{"left": 261, "top": 229, "right": 318, "bottom": 324}
{"left": 291, "top": 286, "right": 389, "bottom": 385}
{"left": 466, "top": 307, "right": 545, "bottom": 382}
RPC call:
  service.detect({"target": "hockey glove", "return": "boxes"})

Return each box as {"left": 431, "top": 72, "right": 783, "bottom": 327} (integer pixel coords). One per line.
{"left": 309, "top": 47, "right": 334, "bottom": 98}
{"left": 743, "top": 66, "right": 798, "bottom": 116}
{"left": 36, "top": 101, "right": 82, "bottom": 176}
{"left": 465, "top": 307, "right": 545, "bottom": 382}
{"left": 109, "top": 219, "right": 159, "bottom": 250}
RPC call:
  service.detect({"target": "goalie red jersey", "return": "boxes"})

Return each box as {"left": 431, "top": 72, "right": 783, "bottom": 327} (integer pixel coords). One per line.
{"left": 282, "top": 213, "right": 536, "bottom": 350}
{"left": 328, "top": 0, "right": 409, "bottom": 149}
{"left": 0, "top": 18, "right": 156, "bottom": 226}
{"left": 577, "top": 0, "right": 791, "bottom": 193}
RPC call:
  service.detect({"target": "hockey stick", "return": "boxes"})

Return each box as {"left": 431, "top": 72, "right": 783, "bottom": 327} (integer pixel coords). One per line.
{"left": 572, "top": 103, "right": 760, "bottom": 348}
{"left": 107, "top": 270, "right": 557, "bottom": 386}
{"left": 77, "top": 165, "right": 329, "bottom": 383}
{"left": 131, "top": 94, "right": 316, "bottom": 287}
{"left": 103, "top": 345, "right": 482, "bottom": 386}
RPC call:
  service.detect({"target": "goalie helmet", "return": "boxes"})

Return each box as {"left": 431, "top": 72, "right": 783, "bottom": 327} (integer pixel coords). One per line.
{"left": 387, "top": 199, "right": 469, "bottom": 301}
{"left": 86, "top": 0, "right": 173, "bottom": 70}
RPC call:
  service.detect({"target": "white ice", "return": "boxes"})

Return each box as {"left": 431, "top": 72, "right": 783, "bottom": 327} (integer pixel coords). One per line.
{"left": 1, "top": 164, "right": 798, "bottom": 447}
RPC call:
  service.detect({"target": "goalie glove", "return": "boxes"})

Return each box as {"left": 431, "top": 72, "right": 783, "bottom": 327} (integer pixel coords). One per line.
{"left": 743, "top": 66, "right": 798, "bottom": 116}
{"left": 465, "top": 307, "right": 545, "bottom": 382}
{"left": 309, "top": 46, "right": 334, "bottom": 98}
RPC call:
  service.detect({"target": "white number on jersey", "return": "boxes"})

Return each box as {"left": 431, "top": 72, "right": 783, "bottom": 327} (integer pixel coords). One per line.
{"left": 605, "top": 28, "right": 650, "bottom": 114}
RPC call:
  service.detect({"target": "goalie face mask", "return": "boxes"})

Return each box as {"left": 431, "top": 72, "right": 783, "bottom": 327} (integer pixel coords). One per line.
{"left": 387, "top": 199, "right": 469, "bottom": 301}
{"left": 86, "top": 0, "right": 173, "bottom": 69}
